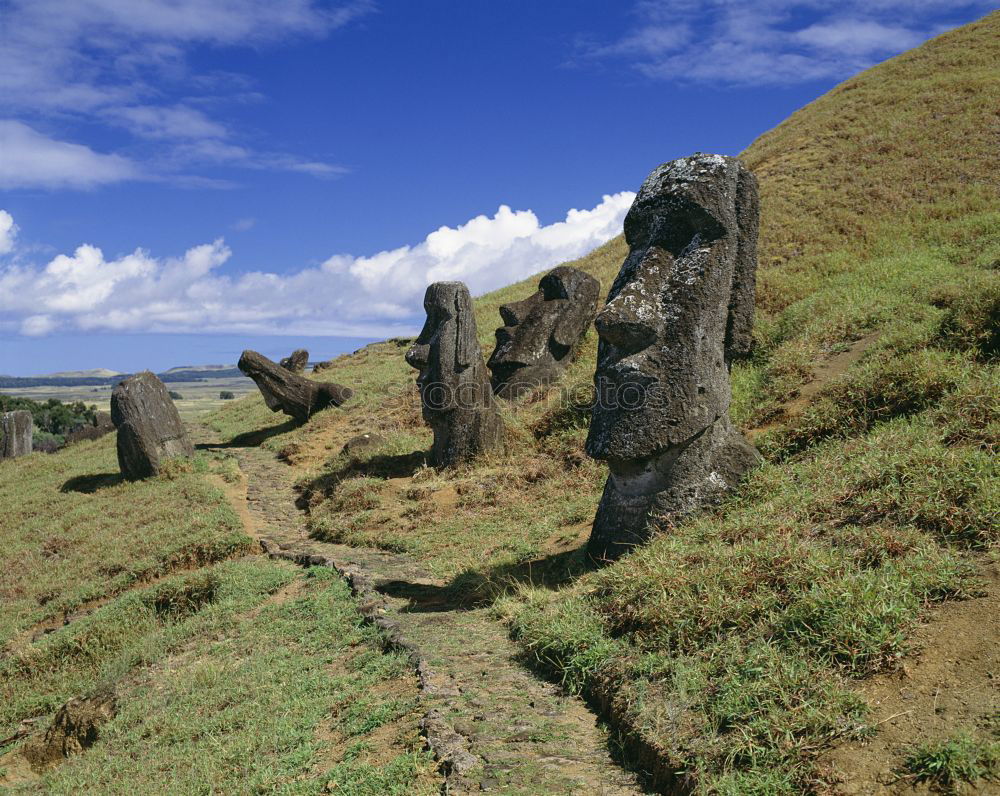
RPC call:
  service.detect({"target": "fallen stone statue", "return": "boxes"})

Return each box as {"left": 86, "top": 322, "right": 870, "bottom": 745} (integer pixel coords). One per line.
{"left": 585, "top": 153, "right": 762, "bottom": 563}
{"left": 238, "top": 349, "right": 352, "bottom": 422}
{"left": 279, "top": 348, "right": 309, "bottom": 373}
{"left": 487, "top": 266, "right": 600, "bottom": 399}
{"left": 406, "top": 281, "right": 504, "bottom": 467}
{"left": 112, "top": 371, "right": 195, "bottom": 479}
{"left": 0, "top": 410, "right": 33, "bottom": 459}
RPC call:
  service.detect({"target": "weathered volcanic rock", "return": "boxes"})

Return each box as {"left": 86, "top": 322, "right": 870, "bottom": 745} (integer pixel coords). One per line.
{"left": 238, "top": 350, "right": 352, "bottom": 422}
{"left": 405, "top": 282, "right": 504, "bottom": 467}
{"left": 487, "top": 266, "right": 600, "bottom": 399}
{"left": 585, "top": 153, "right": 762, "bottom": 563}
{"left": 111, "top": 371, "right": 194, "bottom": 480}
{"left": 279, "top": 348, "right": 309, "bottom": 373}
{"left": 0, "top": 410, "right": 33, "bottom": 458}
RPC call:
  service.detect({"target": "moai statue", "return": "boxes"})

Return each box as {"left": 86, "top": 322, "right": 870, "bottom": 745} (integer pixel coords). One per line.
{"left": 111, "top": 371, "right": 195, "bottom": 479}
{"left": 239, "top": 350, "right": 352, "bottom": 422}
{"left": 279, "top": 348, "right": 309, "bottom": 373}
{"left": 0, "top": 410, "right": 33, "bottom": 458}
{"left": 406, "top": 282, "right": 504, "bottom": 467}
{"left": 487, "top": 266, "right": 601, "bottom": 399}
{"left": 585, "top": 153, "right": 762, "bottom": 563}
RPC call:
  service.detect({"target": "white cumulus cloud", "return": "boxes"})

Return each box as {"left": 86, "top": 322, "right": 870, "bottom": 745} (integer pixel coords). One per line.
{"left": 0, "top": 192, "right": 634, "bottom": 338}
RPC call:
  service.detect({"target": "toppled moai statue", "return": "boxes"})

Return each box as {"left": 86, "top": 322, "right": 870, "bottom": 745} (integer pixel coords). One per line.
{"left": 238, "top": 350, "right": 352, "bottom": 422}
{"left": 406, "top": 282, "right": 504, "bottom": 467}
{"left": 0, "top": 410, "right": 33, "bottom": 458}
{"left": 585, "top": 153, "right": 762, "bottom": 563}
{"left": 279, "top": 348, "right": 309, "bottom": 373}
{"left": 111, "top": 371, "right": 194, "bottom": 480}
{"left": 487, "top": 266, "right": 601, "bottom": 399}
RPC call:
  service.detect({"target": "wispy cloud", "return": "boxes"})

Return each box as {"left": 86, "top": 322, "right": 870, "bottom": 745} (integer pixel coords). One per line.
{"left": 0, "top": 121, "right": 142, "bottom": 190}
{"left": 0, "top": 193, "right": 634, "bottom": 338}
{"left": 576, "top": 1, "right": 994, "bottom": 85}
{"left": 0, "top": 0, "right": 371, "bottom": 189}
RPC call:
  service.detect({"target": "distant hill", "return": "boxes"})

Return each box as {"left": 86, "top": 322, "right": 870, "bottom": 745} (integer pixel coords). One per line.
{"left": 41, "top": 368, "right": 123, "bottom": 379}
{"left": 0, "top": 365, "right": 245, "bottom": 389}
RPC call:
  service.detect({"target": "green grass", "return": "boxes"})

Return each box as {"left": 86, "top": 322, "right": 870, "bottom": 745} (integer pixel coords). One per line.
{"left": 191, "top": 12, "right": 1000, "bottom": 792}
{"left": 3, "top": 564, "right": 435, "bottom": 794}
{"left": 0, "top": 421, "right": 437, "bottom": 792}
{"left": 0, "top": 435, "right": 252, "bottom": 648}
{"left": 902, "top": 731, "right": 1000, "bottom": 793}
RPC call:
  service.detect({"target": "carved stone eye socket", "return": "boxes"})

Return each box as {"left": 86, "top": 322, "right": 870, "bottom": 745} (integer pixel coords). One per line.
{"left": 594, "top": 312, "right": 657, "bottom": 356}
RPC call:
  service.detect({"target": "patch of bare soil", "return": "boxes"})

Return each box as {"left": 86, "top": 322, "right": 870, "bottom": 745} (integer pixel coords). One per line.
{"left": 0, "top": 693, "right": 117, "bottom": 785}
{"left": 821, "top": 560, "right": 1000, "bottom": 794}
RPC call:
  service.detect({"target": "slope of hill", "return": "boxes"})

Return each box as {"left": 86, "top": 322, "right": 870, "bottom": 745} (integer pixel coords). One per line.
{"left": 204, "top": 12, "right": 999, "bottom": 792}
{"left": 8, "top": 11, "right": 994, "bottom": 793}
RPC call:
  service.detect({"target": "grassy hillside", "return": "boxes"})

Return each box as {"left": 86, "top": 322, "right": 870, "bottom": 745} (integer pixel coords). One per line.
{"left": 0, "top": 437, "right": 436, "bottom": 792}
{"left": 204, "top": 12, "right": 999, "bottom": 793}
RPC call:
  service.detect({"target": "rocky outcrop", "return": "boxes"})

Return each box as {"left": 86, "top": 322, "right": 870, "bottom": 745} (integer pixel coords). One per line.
{"left": 279, "top": 348, "right": 309, "bottom": 373}
{"left": 238, "top": 350, "right": 352, "bottom": 422}
{"left": 111, "top": 372, "right": 194, "bottom": 480}
{"left": 405, "top": 282, "right": 504, "bottom": 467}
{"left": 487, "top": 266, "right": 600, "bottom": 399}
{"left": 0, "top": 410, "right": 33, "bottom": 458}
{"left": 586, "top": 153, "right": 762, "bottom": 563}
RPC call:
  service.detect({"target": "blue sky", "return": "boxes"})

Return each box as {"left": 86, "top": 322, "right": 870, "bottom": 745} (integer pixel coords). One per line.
{"left": 0, "top": 0, "right": 993, "bottom": 375}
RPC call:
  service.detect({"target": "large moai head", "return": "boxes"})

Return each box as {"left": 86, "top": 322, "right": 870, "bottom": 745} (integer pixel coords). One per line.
{"left": 406, "top": 281, "right": 503, "bottom": 467}
{"left": 0, "top": 410, "right": 34, "bottom": 459}
{"left": 487, "top": 266, "right": 601, "bottom": 399}
{"left": 585, "top": 153, "right": 761, "bottom": 563}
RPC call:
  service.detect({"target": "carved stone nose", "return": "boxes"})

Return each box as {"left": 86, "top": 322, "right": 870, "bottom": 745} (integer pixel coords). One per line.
{"left": 594, "top": 303, "right": 657, "bottom": 356}
{"left": 405, "top": 343, "right": 430, "bottom": 370}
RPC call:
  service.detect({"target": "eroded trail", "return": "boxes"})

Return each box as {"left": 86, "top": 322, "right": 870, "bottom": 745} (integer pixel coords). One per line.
{"left": 214, "top": 440, "right": 645, "bottom": 795}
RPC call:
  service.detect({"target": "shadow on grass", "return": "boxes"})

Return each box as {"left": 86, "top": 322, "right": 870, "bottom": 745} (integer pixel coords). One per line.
{"left": 197, "top": 418, "right": 301, "bottom": 449}
{"left": 377, "top": 546, "right": 592, "bottom": 613}
{"left": 61, "top": 472, "right": 123, "bottom": 493}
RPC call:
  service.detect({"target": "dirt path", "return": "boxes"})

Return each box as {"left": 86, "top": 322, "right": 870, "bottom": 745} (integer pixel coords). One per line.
{"left": 206, "top": 439, "right": 646, "bottom": 795}
{"left": 821, "top": 562, "right": 1000, "bottom": 794}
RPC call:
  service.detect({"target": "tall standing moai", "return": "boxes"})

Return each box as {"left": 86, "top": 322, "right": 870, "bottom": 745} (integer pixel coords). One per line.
{"left": 111, "top": 371, "right": 195, "bottom": 480}
{"left": 406, "top": 281, "right": 504, "bottom": 467}
{"left": 0, "top": 410, "right": 33, "bottom": 459}
{"left": 487, "top": 266, "right": 601, "bottom": 399}
{"left": 585, "top": 153, "right": 762, "bottom": 563}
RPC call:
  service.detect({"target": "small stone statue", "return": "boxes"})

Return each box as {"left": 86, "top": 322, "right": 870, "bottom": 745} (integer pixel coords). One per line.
{"left": 487, "top": 266, "right": 600, "bottom": 399}
{"left": 0, "top": 410, "right": 33, "bottom": 458}
{"left": 112, "top": 371, "right": 194, "bottom": 479}
{"left": 279, "top": 349, "right": 309, "bottom": 373}
{"left": 406, "top": 282, "right": 503, "bottom": 467}
{"left": 239, "top": 350, "right": 352, "bottom": 422}
{"left": 586, "top": 153, "right": 762, "bottom": 562}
